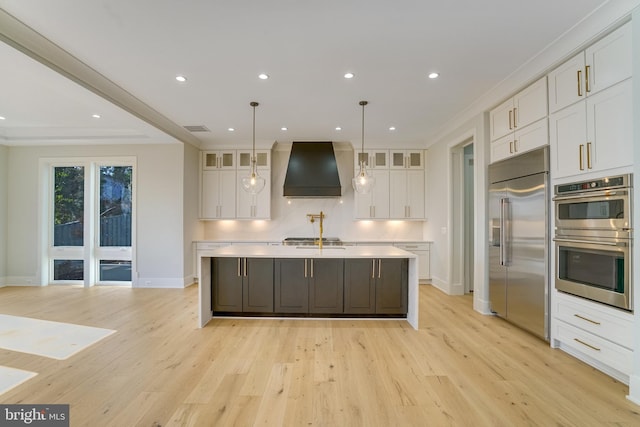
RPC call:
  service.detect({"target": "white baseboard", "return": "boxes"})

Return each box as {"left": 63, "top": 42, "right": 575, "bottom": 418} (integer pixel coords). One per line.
{"left": 430, "top": 276, "right": 449, "bottom": 294}
{"left": 473, "top": 295, "right": 493, "bottom": 315}
{"left": 4, "top": 276, "right": 40, "bottom": 286}
{"left": 135, "top": 277, "right": 187, "bottom": 289}
{"left": 628, "top": 375, "right": 640, "bottom": 406}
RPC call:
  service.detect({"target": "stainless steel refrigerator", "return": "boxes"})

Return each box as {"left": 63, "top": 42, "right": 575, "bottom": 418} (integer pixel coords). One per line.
{"left": 488, "top": 146, "right": 549, "bottom": 340}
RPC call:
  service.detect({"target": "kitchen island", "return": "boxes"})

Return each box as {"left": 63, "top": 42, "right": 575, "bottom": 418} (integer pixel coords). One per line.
{"left": 198, "top": 245, "right": 418, "bottom": 329}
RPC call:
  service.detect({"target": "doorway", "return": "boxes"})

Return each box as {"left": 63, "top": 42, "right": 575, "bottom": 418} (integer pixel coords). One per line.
{"left": 450, "top": 139, "right": 475, "bottom": 295}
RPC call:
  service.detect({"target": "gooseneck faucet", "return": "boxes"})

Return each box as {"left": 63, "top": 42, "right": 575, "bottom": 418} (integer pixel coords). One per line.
{"left": 306, "top": 211, "right": 325, "bottom": 250}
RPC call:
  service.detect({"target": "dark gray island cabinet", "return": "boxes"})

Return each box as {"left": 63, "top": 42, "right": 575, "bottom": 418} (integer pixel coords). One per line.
{"left": 212, "top": 257, "right": 273, "bottom": 313}
{"left": 198, "top": 245, "right": 419, "bottom": 329}
{"left": 213, "top": 256, "right": 407, "bottom": 317}
{"left": 274, "top": 258, "right": 344, "bottom": 314}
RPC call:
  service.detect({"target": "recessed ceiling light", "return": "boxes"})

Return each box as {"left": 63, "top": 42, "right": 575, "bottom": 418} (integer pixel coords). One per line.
{"left": 258, "top": 73, "right": 269, "bottom": 80}
{"left": 281, "top": 127, "right": 288, "bottom": 131}
{"left": 344, "top": 72, "right": 355, "bottom": 79}
{"left": 428, "top": 72, "right": 439, "bottom": 79}
{"left": 92, "top": 114, "right": 101, "bottom": 119}
{"left": 175, "top": 75, "right": 187, "bottom": 82}
{"left": 0, "top": 116, "right": 5, "bottom": 120}
{"left": 335, "top": 127, "right": 342, "bottom": 131}
{"left": 228, "top": 127, "right": 235, "bottom": 132}
{"left": 389, "top": 126, "right": 396, "bottom": 131}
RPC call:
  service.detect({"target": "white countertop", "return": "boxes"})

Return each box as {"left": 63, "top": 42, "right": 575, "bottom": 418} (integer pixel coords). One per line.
{"left": 200, "top": 244, "right": 416, "bottom": 258}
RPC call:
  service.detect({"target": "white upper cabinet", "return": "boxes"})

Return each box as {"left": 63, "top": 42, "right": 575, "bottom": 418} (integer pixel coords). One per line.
{"left": 548, "top": 22, "right": 631, "bottom": 114}
{"left": 389, "top": 150, "right": 424, "bottom": 169}
{"left": 490, "top": 77, "right": 548, "bottom": 163}
{"left": 354, "top": 150, "right": 389, "bottom": 169}
{"left": 389, "top": 169, "right": 425, "bottom": 219}
{"left": 237, "top": 150, "right": 270, "bottom": 170}
{"left": 203, "top": 150, "right": 236, "bottom": 170}
{"left": 200, "top": 149, "right": 271, "bottom": 220}
{"left": 491, "top": 77, "right": 548, "bottom": 141}
{"left": 549, "top": 74, "right": 632, "bottom": 178}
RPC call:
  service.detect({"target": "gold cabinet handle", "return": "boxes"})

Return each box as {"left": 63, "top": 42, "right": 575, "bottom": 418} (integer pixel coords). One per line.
{"left": 579, "top": 144, "right": 584, "bottom": 170}
{"left": 577, "top": 70, "right": 583, "bottom": 97}
{"left": 304, "top": 259, "right": 308, "bottom": 278}
{"left": 372, "top": 259, "right": 375, "bottom": 278}
{"left": 508, "top": 109, "right": 513, "bottom": 130}
{"left": 509, "top": 141, "right": 513, "bottom": 154}
{"left": 378, "top": 259, "right": 382, "bottom": 278}
{"left": 513, "top": 107, "right": 517, "bottom": 128}
{"left": 310, "top": 259, "right": 314, "bottom": 278}
{"left": 585, "top": 65, "right": 591, "bottom": 93}
{"left": 244, "top": 258, "right": 247, "bottom": 277}
{"left": 574, "top": 313, "right": 601, "bottom": 325}
{"left": 237, "top": 258, "right": 241, "bottom": 277}
{"left": 586, "top": 142, "right": 592, "bottom": 169}
{"left": 513, "top": 140, "right": 517, "bottom": 152}
{"left": 574, "top": 338, "right": 601, "bottom": 352}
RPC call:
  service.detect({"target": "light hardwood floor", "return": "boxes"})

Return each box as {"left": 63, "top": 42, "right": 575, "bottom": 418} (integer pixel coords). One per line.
{"left": 0, "top": 284, "right": 639, "bottom": 426}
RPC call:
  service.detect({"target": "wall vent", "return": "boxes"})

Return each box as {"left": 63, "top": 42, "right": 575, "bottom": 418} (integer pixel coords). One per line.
{"left": 183, "top": 125, "right": 210, "bottom": 132}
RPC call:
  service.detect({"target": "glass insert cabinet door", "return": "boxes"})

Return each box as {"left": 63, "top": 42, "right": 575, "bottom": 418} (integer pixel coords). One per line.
{"left": 48, "top": 162, "right": 134, "bottom": 286}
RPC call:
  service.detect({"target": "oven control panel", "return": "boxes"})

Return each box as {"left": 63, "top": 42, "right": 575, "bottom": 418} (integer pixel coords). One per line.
{"left": 555, "top": 174, "right": 631, "bottom": 195}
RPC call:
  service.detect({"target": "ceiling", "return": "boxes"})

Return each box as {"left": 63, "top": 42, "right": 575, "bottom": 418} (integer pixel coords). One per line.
{"left": 0, "top": 0, "right": 609, "bottom": 149}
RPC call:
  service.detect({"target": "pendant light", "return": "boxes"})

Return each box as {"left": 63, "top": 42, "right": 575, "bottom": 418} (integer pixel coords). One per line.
{"left": 241, "top": 101, "right": 266, "bottom": 194}
{"left": 352, "top": 100, "right": 375, "bottom": 194}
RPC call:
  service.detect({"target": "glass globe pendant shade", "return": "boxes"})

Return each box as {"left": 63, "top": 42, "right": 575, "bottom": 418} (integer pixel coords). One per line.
{"left": 352, "top": 161, "right": 375, "bottom": 194}
{"left": 241, "top": 161, "right": 266, "bottom": 195}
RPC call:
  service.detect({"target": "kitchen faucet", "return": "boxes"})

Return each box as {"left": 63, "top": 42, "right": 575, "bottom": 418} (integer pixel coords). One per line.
{"left": 306, "top": 211, "right": 325, "bottom": 250}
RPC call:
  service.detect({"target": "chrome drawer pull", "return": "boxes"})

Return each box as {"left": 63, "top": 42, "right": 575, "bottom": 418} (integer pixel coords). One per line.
{"left": 574, "top": 314, "right": 601, "bottom": 325}
{"left": 574, "top": 338, "right": 601, "bottom": 352}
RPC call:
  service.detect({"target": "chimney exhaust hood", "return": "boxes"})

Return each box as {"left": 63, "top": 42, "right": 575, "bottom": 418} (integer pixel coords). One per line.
{"left": 283, "top": 142, "right": 342, "bottom": 197}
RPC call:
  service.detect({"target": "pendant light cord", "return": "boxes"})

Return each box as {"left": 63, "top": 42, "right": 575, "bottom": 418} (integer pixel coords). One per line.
{"left": 359, "top": 101, "right": 367, "bottom": 157}
{"left": 250, "top": 101, "right": 259, "bottom": 161}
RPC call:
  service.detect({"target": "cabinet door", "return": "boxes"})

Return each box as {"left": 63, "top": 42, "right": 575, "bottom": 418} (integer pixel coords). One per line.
{"left": 389, "top": 170, "right": 407, "bottom": 218}
{"left": 236, "top": 171, "right": 271, "bottom": 219}
{"left": 354, "top": 169, "right": 389, "bottom": 219}
{"left": 585, "top": 22, "right": 631, "bottom": 96}
{"left": 490, "top": 97, "right": 515, "bottom": 141}
{"left": 406, "top": 170, "right": 425, "bottom": 219}
{"left": 490, "top": 134, "right": 514, "bottom": 163}
{"left": 375, "top": 259, "right": 408, "bottom": 314}
{"left": 587, "top": 79, "right": 633, "bottom": 173}
{"left": 212, "top": 258, "right": 243, "bottom": 312}
{"left": 309, "top": 259, "right": 344, "bottom": 314}
{"left": 201, "top": 171, "right": 221, "bottom": 218}
{"left": 243, "top": 258, "right": 274, "bottom": 312}
{"left": 549, "top": 101, "right": 587, "bottom": 179}
{"left": 218, "top": 170, "right": 237, "bottom": 218}
{"left": 344, "top": 259, "right": 376, "bottom": 313}
{"left": 514, "top": 77, "right": 547, "bottom": 129}
{"left": 274, "top": 259, "right": 308, "bottom": 313}
{"left": 513, "top": 118, "right": 548, "bottom": 156}
{"left": 548, "top": 53, "right": 585, "bottom": 113}
{"left": 203, "top": 151, "right": 235, "bottom": 170}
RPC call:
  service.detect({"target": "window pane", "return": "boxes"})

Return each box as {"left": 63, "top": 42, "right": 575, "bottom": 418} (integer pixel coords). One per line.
{"left": 53, "top": 260, "right": 84, "bottom": 281}
{"left": 54, "top": 166, "right": 84, "bottom": 246}
{"left": 100, "top": 166, "right": 132, "bottom": 247}
{"left": 99, "top": 260, "right": 132, "bottom": 282}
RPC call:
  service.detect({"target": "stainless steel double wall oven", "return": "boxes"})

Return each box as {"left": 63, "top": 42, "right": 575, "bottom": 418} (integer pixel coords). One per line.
{"left": 553, "top": 174, "right": 633, "bottom": 311}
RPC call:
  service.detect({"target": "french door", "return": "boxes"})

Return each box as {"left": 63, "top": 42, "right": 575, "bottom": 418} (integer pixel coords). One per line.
{"left": 47, "top": 159, "right": 135, "bottom": 286}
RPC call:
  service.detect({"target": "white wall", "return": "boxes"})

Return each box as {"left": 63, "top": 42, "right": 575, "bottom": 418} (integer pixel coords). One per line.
{"left": 183, "top": 142, "right": 202, "bottom": 286}
{"left": 0, "top": 145, "right": 7, "bottom": 287}
{"left": 5, "top": 143, "right": 188, "bottom": 288}
{"left": 203, "top": 144, "right": 426, "bottom": 242}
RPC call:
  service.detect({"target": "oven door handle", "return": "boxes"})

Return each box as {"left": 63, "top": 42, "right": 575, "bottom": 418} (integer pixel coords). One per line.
{"left": 553, "top": 190, "right": 627, "bottom": 201}
{"left": 553, "top": 237, "right": 628, "bottom": 247}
